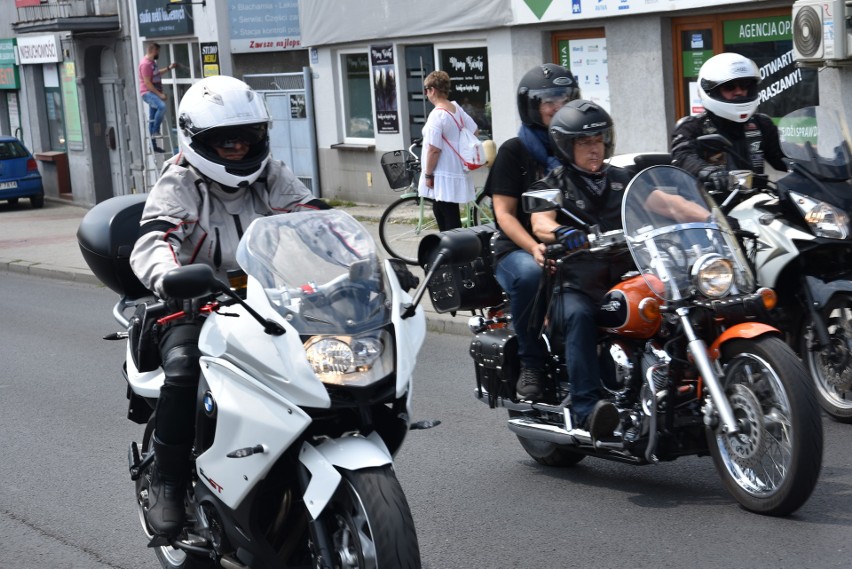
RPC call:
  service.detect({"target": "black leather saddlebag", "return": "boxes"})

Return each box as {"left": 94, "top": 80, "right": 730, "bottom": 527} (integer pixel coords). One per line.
{"left": 417, "top": 224, "right": 504, "bottom": 314}
{"left": 469, "top": 327, "right": 519, "bottom": 408}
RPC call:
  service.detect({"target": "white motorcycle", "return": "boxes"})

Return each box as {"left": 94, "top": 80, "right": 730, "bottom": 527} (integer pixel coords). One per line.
{"left": 78, "top": 198, "right": 427, "bottom": 569}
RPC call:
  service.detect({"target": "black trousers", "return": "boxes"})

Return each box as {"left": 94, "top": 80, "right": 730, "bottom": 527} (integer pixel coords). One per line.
{"left": 432, "top": 200, "right": 462, "bottom": 232}
{"left": 155, "top": 321, "right": 203, "bottom": 446}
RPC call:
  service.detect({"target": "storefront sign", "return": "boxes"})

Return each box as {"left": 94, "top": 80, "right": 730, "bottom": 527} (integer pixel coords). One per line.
{"left": 137, "top": 0, "right": 194, "bottom": 38}
{"left": 370, "top": 44, "right": 399, "bottom": 134}
{"left": 229, "top": 1, "right": 301, "bottom": 53}
{"left": 440, "top": 47, "right": 491, "bottom": 136}
{"left": 16, "top": 34, "right": 61, "bottom": 65}
{"left": 0, "top": 39, "right": 19, "bottom": 90}
{"left": 15, "top": 0, "right": 42, "bottom": 7}
{"left": 558, "top": 37, "right": 610, "bottom": 112}
{"left": 517, "top": 0, "right": 765, "bottom": 23}
{"left": 201, "top": 43, "right": 220, "bottom": 78}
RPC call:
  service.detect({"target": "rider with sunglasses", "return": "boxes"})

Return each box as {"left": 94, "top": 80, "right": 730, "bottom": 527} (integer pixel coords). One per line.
{"left": 130, "top": 75, "right": 330, "bottom": 538}
{"left": 670, "top": 52, "right": 787, "bottom": 193}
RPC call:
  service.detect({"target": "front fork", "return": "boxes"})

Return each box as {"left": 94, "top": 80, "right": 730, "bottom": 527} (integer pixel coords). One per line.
{"left": 676, "top": 307, "right": 740, "bottom": 434}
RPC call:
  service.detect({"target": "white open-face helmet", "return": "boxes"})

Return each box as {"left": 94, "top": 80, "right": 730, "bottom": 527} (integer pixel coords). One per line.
{"left": 177, "top": 75, "right": 271, "bottom": 188}
{"left": 698, "top": 53, "right": 761, "bottom": 123}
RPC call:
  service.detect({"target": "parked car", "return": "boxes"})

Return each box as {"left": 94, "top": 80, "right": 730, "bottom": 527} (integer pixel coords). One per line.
{"left": 0, "top": 136, "right": 44, "bottom": 209}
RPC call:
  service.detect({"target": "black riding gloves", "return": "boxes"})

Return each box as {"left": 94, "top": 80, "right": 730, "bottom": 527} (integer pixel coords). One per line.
{"left": 552, "top": 225, "right": 587, "bottom": 251}
{"left": 699, "top": 166, "right": 730, "bottom": 194}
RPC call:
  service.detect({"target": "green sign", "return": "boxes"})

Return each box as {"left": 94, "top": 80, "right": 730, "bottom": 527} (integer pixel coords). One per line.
{"left": 683, "top": 50, "right": 713, "bottom": 77}
{"left": 0, "top": 38, "right": 19, "bottom": 90}
{"left": 60, "top": 62, "right": 84, "bottom": 147}
{"left": 724, "top": 16, "right": 792, "bottom": 45}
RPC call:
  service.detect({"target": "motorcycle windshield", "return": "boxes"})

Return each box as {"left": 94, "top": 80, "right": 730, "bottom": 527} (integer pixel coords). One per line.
{"left": 622, "top": 166, "right": 755, "bottom": 302}
{"left": 235, "top": 210, "right": 391, "bottom": 335}
{"left": 779, "top": 106, "right": 852, "bottom": 180}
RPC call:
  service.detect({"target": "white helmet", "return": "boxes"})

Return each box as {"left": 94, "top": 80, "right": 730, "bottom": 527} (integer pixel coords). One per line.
{"left": 177, "top": 75, "right": 271, "bottom": 187}
{"left": 698, "top": 53, "right": 760, "bottom": 123}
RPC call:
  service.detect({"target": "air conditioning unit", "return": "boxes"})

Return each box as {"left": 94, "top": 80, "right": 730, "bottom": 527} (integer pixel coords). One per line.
{"left": 792, "top": 0, "right": 851, "bottom": 63}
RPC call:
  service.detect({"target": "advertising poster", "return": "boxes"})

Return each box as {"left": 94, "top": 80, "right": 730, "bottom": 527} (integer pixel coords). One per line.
{"left": 200, "top": 43, "right": 220, "bottom": 78}
{"left": 60, "top": 62, "right": 83, "bottom": 148}
{"left": 439, "top": 47, "right": 490, "bottom": 136}
{"left": 566, "top": 38, "right": 610, "bottom": 112}
{"left": 228, "top": 1, "right": 301, "bottom": 53}
{"left": 370, "top": 44, "right": 399, "bottom": 134}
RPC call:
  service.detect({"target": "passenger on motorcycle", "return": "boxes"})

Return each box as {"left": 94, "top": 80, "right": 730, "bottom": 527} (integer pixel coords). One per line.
{"left": 486, "top": 64, "right": 581, "bottom": 401}
{"left": 129, "top": 75, "right": 330, "bottom": 538}
{"left": 671, "top": 52, "right": 787, "bottom": 192}
{"left": 528, "top": 100, "right": 631, "bottom": 438}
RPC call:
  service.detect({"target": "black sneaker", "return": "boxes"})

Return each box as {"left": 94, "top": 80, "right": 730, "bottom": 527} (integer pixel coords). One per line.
{"left": 586, "top": 400, "right": 620, "bottom": 442}
{"left": 516, "top": 368, "right": 546, "bottom": 402}
{"left": 152, "top": 144, "right": 166, "bottom": 154}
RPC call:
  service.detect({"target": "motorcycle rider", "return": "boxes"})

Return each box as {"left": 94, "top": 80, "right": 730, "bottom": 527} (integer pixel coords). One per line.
{"left": 671, "top": 52, "right": 787, "bottom": 191}
{"left": 487, "top": 63, "right": 581, "bottom": 402}
{"left": 129, "top": 75, "right": 330, "bottom": 538}
{"left": 529, "top": 100, "right": 632, "bottom": 439}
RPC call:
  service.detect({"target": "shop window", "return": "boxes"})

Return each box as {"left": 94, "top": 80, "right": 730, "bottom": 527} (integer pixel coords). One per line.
{"left": 552, "top": 29, "right": 609, "bottom": 112}
{"left": 43, "top": 65, "right": 65, "bottom": 150}
{"left": 438, "top": 46, "right": 491, "bottom": 138}
{"left": 340, "top": 51, "right": 374, "bottom": 140}
{"left": 673, "top": 8, "right": 818, "bottom": 122}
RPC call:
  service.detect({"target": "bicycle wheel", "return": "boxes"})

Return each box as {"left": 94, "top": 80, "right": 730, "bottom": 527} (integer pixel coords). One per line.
{"left": 379, "top": 196, "right": 439, "bottom": 265}
{"left": 472, "top": 191, "right": 494, "bottom": 226}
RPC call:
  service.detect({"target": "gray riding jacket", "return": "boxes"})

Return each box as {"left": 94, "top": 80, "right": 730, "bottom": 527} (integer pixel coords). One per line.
{"left": 130, "top": 156, "right": 318, "bottom": 297}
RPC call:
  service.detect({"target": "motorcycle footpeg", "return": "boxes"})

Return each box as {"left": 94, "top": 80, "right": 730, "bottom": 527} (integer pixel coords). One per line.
{"left": 128, "top": 441, "right": 141, "bottom": 481}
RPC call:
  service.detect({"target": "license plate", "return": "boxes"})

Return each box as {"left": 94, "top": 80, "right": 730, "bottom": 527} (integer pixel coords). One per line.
{"left": 0, "top": 181, "right": 17, "bottom": 190}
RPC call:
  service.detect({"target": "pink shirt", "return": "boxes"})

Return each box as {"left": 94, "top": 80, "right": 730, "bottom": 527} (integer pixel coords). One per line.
{"left": 138, "top": 57, "right": 161, "bottom": 95}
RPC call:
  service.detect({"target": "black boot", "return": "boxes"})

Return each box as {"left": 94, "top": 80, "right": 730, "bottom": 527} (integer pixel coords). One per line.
{"left": 147, "top": 436, "right": 190, "bottom": 538}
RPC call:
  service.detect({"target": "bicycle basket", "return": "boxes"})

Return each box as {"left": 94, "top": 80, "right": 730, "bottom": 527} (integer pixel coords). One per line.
{"left": 381, "top": 150, "right": 418, "bottom": 190}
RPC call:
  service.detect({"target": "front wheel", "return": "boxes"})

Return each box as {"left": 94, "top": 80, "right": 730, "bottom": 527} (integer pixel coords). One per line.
{"left": 800, "top": 293, "right": 852, "bottom": 423}
{"left": 709, "top": 336, "right": 823, "bottom": 516}
{"left": 320, "top": 466, "right": 421, "bottom": 569}
{"left": 379, "top": 196, "right": 438, "bottom": 265}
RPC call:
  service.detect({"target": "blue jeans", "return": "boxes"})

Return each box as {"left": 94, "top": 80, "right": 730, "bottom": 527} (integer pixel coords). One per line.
{"left": 142, "top": 91, "right": 167, "bottom": 136}
{"left": 551, "top": 288, "right": 601, "bottom": 422}
{"left": 494, "top": 249, "right": 547, "bottom": 370}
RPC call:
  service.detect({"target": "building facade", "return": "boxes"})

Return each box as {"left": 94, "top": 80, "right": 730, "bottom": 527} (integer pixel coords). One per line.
{"left": 301, "top": 0, "right": 852, "bottom": 205}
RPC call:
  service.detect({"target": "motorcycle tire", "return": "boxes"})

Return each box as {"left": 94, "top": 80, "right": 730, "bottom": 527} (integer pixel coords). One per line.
{"left": 321, "top": 466, "right": 422, "bottom": 569}
{"left": 799, "top": 293, "right": 852, "bottom": 423}
{"left": 708, "top": 336, "right": 823, "bottom": 517}
{"left": 508, "top": 411, "right": 586, "bottom": 467}
{"left": 136, "top": 420, "right": 216, "bottom": 569}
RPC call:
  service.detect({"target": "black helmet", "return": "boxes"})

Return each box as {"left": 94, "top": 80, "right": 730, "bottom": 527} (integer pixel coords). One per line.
{"left": 549, "top": 99, "right": 615, "bottom": 165}
{"left": 517, "top": 64, "right": 581, "bottom": 128}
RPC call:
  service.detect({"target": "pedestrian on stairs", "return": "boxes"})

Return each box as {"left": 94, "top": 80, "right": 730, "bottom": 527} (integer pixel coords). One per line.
{"left": 139, "top": 42, "right": 176, "bottom": 154}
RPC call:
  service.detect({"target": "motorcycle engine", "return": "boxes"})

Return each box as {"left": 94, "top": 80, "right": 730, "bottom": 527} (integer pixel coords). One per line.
{"left": 640, "top": 342, "right": 670, "bottom": 415}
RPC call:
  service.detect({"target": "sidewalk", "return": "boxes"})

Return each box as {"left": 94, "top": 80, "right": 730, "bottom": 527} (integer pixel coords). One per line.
{"left": 0, "top": 198, "right": 468, "bottom": 335}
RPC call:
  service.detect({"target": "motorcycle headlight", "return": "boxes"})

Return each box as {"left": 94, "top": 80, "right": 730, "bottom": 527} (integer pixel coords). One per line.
{"left": 691, "top": 254, "right": 733, "bottom": 298}
{"left": 304, "top": 331, "right": 393, "bottom": 387}
{"left": 789, "top": 191, "right": 850, "bottom": 239}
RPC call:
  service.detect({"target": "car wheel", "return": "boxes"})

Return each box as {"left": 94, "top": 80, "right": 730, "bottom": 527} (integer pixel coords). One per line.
{"left": 30, "top": 194, "right": 44, "bottom": 209}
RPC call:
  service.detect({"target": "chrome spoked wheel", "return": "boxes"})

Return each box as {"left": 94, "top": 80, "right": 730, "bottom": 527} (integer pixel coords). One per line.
{"left": 710, "top": 336, "right": 822, "bottom": 516}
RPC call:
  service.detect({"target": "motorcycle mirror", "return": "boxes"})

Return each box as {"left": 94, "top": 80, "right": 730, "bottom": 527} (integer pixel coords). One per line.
{"left": 696, "top": 133, "right": 732, "bottom": 152}
{"left": 522, "top": 189, "right": 563, "bottom": 213}
{"left": 161, "top": 264, "right": 225, "bottom": 300}
{"left": 439, "top": 231, "right": 481, "bottom": 263}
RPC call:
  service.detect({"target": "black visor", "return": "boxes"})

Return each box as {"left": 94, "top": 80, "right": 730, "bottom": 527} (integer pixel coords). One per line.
{"left": 196, "top": 123, "right": 268, "bottom": 148}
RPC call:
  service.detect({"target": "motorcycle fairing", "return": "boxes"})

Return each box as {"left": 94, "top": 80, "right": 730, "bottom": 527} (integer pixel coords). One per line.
{"left": 298, "top": 432, "right": 393, "bottom": 519}
{"left": 386, "top": 258, "right": 426, "bottom": 399}
{"left": 194, "top": 355, "right": 313, "bottom": 510}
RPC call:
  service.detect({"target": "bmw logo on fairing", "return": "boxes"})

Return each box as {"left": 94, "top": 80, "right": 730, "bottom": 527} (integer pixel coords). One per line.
{"left": 203, "top": 391, "right": 216, "bottom": 415}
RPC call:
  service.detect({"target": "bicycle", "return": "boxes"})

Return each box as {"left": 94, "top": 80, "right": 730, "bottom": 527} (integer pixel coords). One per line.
{"left": 378, "top": 140, "right": 494, "bottom": 265}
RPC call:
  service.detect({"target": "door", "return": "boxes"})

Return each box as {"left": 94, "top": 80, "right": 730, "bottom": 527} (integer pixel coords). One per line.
{"left": 101, "top": 79, "right": 129, "bottom": 197}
